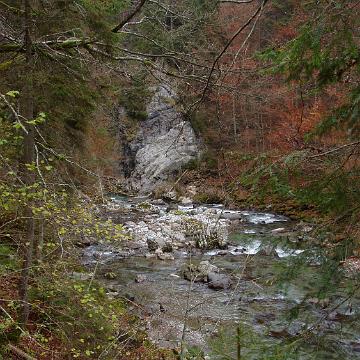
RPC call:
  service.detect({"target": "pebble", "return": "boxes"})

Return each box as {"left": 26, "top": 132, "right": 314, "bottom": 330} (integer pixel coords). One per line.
{"left": 271, "top": 227, "right": 286, "bottom": 233}
{"left": 157, "top": 252, "right": 175, "bottom": 261}
{"left": 135, "top": 274, "right": 147, "bottom": 283}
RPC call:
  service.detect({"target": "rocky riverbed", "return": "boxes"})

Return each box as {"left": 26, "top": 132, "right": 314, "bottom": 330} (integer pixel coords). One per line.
{"left": 81, "top": 196, "right": 360, "bottom": 359}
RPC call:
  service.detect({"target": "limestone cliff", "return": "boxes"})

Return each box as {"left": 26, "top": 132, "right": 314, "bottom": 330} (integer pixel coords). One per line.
{"left": 119, "top": 84, "right": 200, "bottom": 193}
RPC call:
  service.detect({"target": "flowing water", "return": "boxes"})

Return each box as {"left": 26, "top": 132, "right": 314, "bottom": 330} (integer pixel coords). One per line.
{"left": 83, "top": 197, "right": 360, "bottom": 359}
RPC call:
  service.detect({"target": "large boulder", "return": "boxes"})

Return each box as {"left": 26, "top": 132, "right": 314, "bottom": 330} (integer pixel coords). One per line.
{"left": 182, "top": 263, "right": 206, "bottom": 282}
{"left": 182, "top": 217, "right": 228, "bottom": 250}
{"left": 198, "top": 261, "right": 219, "bottom": 276}
{"left": 182, "top": 261, "right": 220, "bottom": 283}
{"left": 207, "top": 272, "right": 231, "bottom": 290}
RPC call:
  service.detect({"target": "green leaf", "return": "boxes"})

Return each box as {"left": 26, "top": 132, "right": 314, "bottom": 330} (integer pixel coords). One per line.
{"left": 6, "top": 90, "right": 19, "bottom": 98}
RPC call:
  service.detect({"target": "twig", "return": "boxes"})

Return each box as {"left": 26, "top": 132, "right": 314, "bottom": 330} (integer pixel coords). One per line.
{"left": 169, "top": 169, "right": 189, "bottom": 193}
{"left": 189, "top": 0, "right": 269, "bottom": 112}
{"left": 112, "top": 0, "right": 148, "bottom": 33}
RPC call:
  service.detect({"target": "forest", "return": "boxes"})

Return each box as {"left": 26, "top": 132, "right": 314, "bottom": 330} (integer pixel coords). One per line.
{"left": 0, "top": 0, "right": 359, "bottom": 359}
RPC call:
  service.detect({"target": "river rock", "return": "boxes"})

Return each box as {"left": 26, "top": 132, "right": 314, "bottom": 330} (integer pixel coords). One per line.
{"left": 145, "top": 252, "right": 156, "bottom": 259}
{"left": 166, "top": 203, "right": 178, "bottom": 212}
{"left": 217, "top": 250, "right": 228, "bottom": 256}
{"left": 162, "top": 242, "right": 173, "bottom": 253}
{"left": 169, "top": 273, "right": 180, "bottom": 278}
{"left": 271, "top": 227, "right": 286, "bottom": 233}
{"left": 156, "top": 250, "right": 175, "bottom": 261}
{"left": 220, "top": 211, "right": 243, "bottom": 221}
{"left": 127, "top": 203, "right": 229, "bottom": 252}
{"left": 184, "top": 219, "right": 228, "bottom": 250}
{"left": 104, "top": 272, "right": 117, "bottom": 279}
{"left": 307, "top": 297, "right": 329, "bottom": 308}
{"left": 182, "top": 261, "right": 221, "bottom": 284}
{"left": 69, "top": 272, "right": 93, "bottom": 281}
{"left": 257, "top": 245, "right": 278, "bottom": 257}
{"left": 254, "top": 313, "right": 276, "bottom": 324}
{"left": 269, "top": 326, "right": 291, "bottom": 338}
{"left": 163, "top": 190, "right": 178, "bottom": 202}
{"left": 288, "top": 321, "right": 305, "bottom": 336}
{"left": 198, "top": 261, "right": 219, "bottom": 276}
{"left": 179, "top": 197, "right": 193, "bottom": 206}
{"left": 135, "top": 274, "right": 147, "bottom": 283}
{"left": 106, "top": 291, "right": 120, "bottom": 299}
{"left": 207, "top": 272, "right": 231, "bottom": 290}
{"left": 183, "top": 264, "right": 199, "bottom": 282}
{"left": 151, "top": 198, "right": 166, "bottom": 205}
{"left": 182, "top": 263, "right": 207, "bottom": 282}
{"left": 147, "top": 238, "right": 160, "bottom": 252}
{"left": 295, "top": 221, "right": 314, "bottom": 233}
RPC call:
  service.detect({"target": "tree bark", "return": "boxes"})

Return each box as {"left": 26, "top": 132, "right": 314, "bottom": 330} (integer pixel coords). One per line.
{"left": 18, "top": 0, "right": 35, "bottom": 327}
{"left": 8, "top": 344, "right": 37, "bottom": 360}
{"left": 237, "top": 325, "right": 241, "bottom": 360}
{"left": 33, "top": 218, "right": 44, "bottom": 263}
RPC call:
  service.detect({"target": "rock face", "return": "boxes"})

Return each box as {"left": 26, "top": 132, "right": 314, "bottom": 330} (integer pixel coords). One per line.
{"left": 121, "top": 84, "right": 200, "bottom": 193}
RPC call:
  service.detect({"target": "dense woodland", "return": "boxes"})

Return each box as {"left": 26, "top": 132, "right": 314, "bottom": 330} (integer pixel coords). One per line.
{"left": 0, "top": 0, "right": 359, "bottom": 359}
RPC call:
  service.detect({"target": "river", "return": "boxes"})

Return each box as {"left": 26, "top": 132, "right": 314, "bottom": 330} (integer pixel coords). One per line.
{"left": 82, "top": 196, "right": 360, "bottom": 359}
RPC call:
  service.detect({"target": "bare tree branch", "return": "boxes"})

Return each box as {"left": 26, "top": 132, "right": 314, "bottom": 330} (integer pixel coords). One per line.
{"left": 189, "top": 0, "right": 269, "bottom": 111}
{"left": 219, "top": 0, "right": 254, "bottom": 3}
{"left": 112, "top": 0, "right": 148, "bottom": 33}
{"left": 308, "top": 141, "right": 360, "bottom": 158}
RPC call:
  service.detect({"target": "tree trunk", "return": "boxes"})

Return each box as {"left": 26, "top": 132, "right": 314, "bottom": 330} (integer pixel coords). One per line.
{"left": 233, "top": 93, "right": 237, "bottom": 143}
{"left": 19, "top": 0, "right": 35, "bottom": 327}
{"left": 237, "top": 325, "right": 241, "bottom": 360}
{"left": 33, "top": 217, "right": 44, "bottom": 263}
